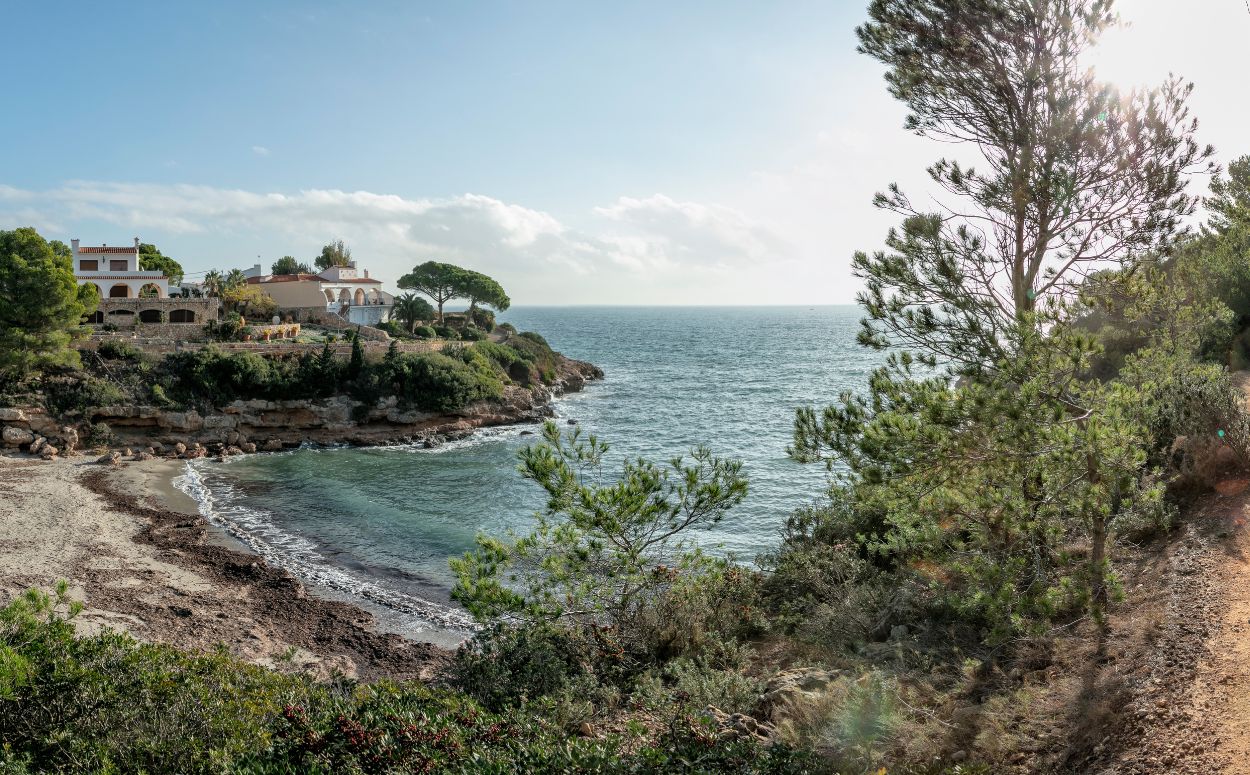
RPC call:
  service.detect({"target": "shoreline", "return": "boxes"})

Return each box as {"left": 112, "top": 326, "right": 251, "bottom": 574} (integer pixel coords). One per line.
{"left": 0, "top": 453, "right": 452, "bottom": 681}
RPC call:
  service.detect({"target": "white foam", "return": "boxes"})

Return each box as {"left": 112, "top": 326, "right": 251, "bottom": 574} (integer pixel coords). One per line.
{"left": 172, "top": 462, "right": 478, "bottom": 633}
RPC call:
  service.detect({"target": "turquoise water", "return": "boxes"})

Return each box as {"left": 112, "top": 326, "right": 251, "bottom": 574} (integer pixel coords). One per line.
{"left": 176, "top": 306, "right": 877, "bottom": 635}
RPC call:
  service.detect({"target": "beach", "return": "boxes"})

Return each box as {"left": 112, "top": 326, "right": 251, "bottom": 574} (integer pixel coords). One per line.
{"left": 0, "top": 453, "right": 450, "bottom": 681}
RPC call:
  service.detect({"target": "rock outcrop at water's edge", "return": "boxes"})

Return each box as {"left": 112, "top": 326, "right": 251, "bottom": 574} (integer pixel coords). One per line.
{"left": 1, "top": 356, "right": 603, "bottom": 458}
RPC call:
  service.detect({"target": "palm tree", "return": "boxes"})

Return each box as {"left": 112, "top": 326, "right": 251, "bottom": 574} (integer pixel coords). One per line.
{"left": 224, "top": 268, "right": 247, "bottom": 290}
{"left": 393, "top": 292, "right": 434, "bottom": 334}
{"left": 202, "top": 269, "right": 223, "bottom": 298}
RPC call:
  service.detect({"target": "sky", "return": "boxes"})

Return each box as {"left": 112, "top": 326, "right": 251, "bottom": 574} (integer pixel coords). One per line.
{"left": 1, "top": 0, "right": 1248, "bottom": 305}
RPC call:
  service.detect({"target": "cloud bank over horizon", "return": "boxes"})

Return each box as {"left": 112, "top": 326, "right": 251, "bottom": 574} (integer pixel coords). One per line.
{"left": 0, "top": 181, "right": 806, "bottom": 306}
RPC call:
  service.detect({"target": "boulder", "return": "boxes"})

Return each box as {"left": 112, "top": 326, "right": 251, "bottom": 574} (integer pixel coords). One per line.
{"left": 28, "top": 436, "right": 46, "bottom": 456}
{"left": 59, "top": 426, "right": 79, "bottom": 454}
{"left": 757, "top": 668, "right": 840, "bottom": 723}
{"left": 240, "top": 442, "right": 257, "bottom": 454}
{"left": 1, "top": 426, "right": 34, "bottom": 447}
{"left": 0, "top": 408, "right": 28, "bottom": 423}
{"left": 97, "top": 451, "right": 122, "bottom": 466}
{"left": 134, "top": 451, "right": 154, "bottom": 461}
{"left": 701, "top": 706, "right": 776, "bottom": 744}
{"left": 40, "top": 445, "right": 58, "bottom": 460}
{"left": 173, "top": 442, "right": 187, "bottom": 456}
{"left": 262, "top": 439, "right": 283, "bottom": 452}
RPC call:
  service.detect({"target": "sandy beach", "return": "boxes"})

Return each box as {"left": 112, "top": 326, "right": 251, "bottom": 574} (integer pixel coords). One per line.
{"left": 0, "top": 453, "right": 450, "bottom": 681}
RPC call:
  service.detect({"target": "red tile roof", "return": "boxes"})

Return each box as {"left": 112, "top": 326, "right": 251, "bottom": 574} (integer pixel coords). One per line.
{"left": 247, "top": 273, "right": 324, "bottom": 283}
{"left": 78, "top": 246, "right": 138, "bottom": 254}
{"left": 248, "top": 274, "right": 383, "bottom": 284}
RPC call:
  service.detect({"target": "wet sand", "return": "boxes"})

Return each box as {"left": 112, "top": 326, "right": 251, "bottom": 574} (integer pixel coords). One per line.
{"left": 0, "top": 453, "right": 451, "bottom": 681}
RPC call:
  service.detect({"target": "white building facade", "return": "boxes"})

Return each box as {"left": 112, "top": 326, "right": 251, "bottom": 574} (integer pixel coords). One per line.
{"left": 71, "top": 238, "right": 170, "bottom": 299}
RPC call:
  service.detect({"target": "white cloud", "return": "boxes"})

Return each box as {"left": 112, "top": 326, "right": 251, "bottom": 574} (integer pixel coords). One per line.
{"left": 0, "top": 181, "right": 794, "bottom": 304}
{"left": 251, "top": 146, "right": 271, "bottom": 156}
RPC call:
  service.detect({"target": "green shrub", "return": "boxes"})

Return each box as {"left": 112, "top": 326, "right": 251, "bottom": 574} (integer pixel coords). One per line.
{"left": 497, "top": 322, "right": 517, "bottom": 335}
{"left": 470, "top": 308, "right": 496, "bottom": 331}
{"left": 384, "top": 351, "right": 502, "bottom": 412}
{"left": 205, "top": 312, "right": 245, "bottom": 342}
{"left": 448, "top": 623, "right": 591, "bottom": 712}
{"left": 413, "top": 325, "right": 436, "bottom": 339}
{"left": 519, "top": 331, "right": 549, "bottom": 348}
{"left": 0, "top": 584, "right": 815, "bottom": 774}
{"left": 96, "top": 339, "right": 142, "bottom": 361}
{"left": 435, "top": 326, "right": 461, "bottom": 340}
{"left": 42, "top": 375, "right": 127, "bottom": 417}
{"left": 81, "top": 422, "right": 113, "bottom": 448}
{"left": 460, "top": 326, "right": 487, "bottom": 341}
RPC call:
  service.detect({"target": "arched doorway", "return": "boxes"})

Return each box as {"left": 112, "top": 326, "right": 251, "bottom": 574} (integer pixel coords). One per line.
{"left": 169, "top": 309, "right": 196, "bottom": 323}
{"left": 353, "top": 288, "right": 365, "bottom": 306}
{"left": 139, "top": 309, "right": 163, "bottom": 323}
{"left": 338, "top": 288, "right": 350, "bottom": 304}
{"left": 109, "top": 284, "right": 131, "bottom": 298}
{"left": 324, "top": 289, "right": 336, "bottom": 304}
{"left": 139, "top": 283, "right": 162, "bottom": 299}
{"left": 84, "top": 311, "right": 105, "bottom": 324}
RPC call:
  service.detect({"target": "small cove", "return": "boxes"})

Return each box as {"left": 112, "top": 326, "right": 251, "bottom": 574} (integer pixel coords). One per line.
{"left": 175, "top": 305, "right": 877, "bottom": 638}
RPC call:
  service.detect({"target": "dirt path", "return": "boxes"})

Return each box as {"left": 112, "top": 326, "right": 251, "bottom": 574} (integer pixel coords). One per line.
{"left": 1191, "top": 476, "right": 1250, "bottom": 773}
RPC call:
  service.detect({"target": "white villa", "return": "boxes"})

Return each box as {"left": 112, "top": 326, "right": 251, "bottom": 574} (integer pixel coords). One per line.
{"left": 71, "top": 238, "right": 171, "bottom": 298}
{"left": 245, "top": 261, "right": 394, "bottom": 325}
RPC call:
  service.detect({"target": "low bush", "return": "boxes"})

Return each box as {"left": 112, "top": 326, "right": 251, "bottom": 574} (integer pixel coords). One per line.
{"left": 459, "top": 327, "right": 487, "bottom": 341}
{"left": 413, "top": 325, "right": 436, "bottom": 339}
{"left": 0, "top": 584, "right": 814, "bottom": 774}
{"left": 519, "top": 331, "right": 549, "bottom": 348}
{"left": 382, "top": 351, "right": 503, "bottom": 412}
{"left": 96, "top": 339, "right": 142, "bottom": 361}
{"left": 448, "top": 623, "right": 592, "bottom": 713}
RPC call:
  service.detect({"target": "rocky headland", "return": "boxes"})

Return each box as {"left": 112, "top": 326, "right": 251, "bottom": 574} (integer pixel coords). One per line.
{"left": 0, "top": 354, "right": 602, "bottom": 462}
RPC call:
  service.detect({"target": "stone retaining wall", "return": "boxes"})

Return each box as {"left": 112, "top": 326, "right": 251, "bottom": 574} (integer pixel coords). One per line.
{"left": 77, "top": 339, "right": 451, "bottom": 356}
{"left": 280, "top": 307, "right": 391, "bottom": 341}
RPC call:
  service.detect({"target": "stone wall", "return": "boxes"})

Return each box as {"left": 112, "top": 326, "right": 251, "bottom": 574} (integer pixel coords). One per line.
{"left": 76, "top": 338, "right": 450, "bottom": 357}
{"left": 89, "top": 297, "right": 219, "bottom": 327}
{"left": 281, "top": 307, "right": 391, "bottom": 341}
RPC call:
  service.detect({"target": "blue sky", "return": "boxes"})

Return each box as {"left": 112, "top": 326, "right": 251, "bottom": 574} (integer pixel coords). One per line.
{"left": 2, "top": 1, "right": 1248, "bottom": 304}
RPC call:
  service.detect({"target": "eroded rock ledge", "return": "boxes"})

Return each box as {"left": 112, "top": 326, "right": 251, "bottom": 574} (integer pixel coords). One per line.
{"left": 1, "top": 357, "right": 602, "bottom": 460}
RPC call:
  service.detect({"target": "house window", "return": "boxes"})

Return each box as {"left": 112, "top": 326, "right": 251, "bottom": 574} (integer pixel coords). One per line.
{"left": 109, "top": 259, "right": 128, "bottom": 271}
{"left": 79, "top": 260, "right": 98, "bottom": 271}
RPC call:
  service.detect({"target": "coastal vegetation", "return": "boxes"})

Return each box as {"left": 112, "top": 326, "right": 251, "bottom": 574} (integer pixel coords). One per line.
{"left": 271, "top": 255, "right": 312, "bottom": 275}
{"left": 137, "top": 242, "right": 184, "bottom": 287}
{"left": 4, "top": 1, "right": 1250, "bottom": 773}
{"left": 0, "top": 228, "right": 98, "bottom": 385}
{"left": 0, "top": 583, "right": 810, "bottom": 774}
{"left": 398, "top": 261, "right": 511, "bottom": 323}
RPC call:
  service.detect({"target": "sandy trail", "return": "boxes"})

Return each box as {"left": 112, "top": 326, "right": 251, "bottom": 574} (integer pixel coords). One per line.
{"left": 0, "top": 454, "right": 448, "bottom": 681}
{"left": 1191, "top": 476, "right": 1250, "bottom": 774}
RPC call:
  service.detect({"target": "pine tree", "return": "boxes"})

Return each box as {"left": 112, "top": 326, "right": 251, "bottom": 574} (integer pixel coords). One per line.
{"left": 315, "top": 342, "right": 339, "bottom": 396}
{"left": 347, "top": 331, "right": 365, "bottom": 381}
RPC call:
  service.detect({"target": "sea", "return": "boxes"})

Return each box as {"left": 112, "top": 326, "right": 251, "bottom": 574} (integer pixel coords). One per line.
{"left": 174, "top": 306, "right": 879, "bottom": 641}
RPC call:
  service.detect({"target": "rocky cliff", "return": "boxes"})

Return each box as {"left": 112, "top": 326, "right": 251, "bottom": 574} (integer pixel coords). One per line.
{"left": 1, "top": 357, "right": 602, "bottom": 461}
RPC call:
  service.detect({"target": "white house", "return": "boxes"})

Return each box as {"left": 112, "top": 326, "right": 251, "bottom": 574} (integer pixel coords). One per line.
{"left": 72, "top": 238, "right": 170, "bottom": 298}
{"left": 245, "top": 261, "right": 394, "bottom": 325}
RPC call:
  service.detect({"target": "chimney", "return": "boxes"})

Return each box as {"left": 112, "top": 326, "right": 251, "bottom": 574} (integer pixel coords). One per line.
{"left": 134, "top": 237, "right": 141, "bottom": 248}
{"left": 71, "top": 238, "right": 80, "bottom": 254}
{"left": 364, "top": 269, "right": 369, "bottom": 278}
